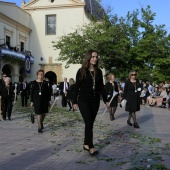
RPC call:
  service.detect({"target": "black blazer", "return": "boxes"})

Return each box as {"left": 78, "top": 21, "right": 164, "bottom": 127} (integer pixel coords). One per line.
{"left": 59, "top": 82, "right": 70, "bottom": 95}
{"left": 105, "top": 81, "right": 119, "bottom": 98}
{"left": 73, "top": 68, "right": 108, "bottom": 104}
{"left": 0, "top": 84, "right": 14, "bottom": 102}
{"left": 19, "top": 82, "right": 30, "bottom": 96}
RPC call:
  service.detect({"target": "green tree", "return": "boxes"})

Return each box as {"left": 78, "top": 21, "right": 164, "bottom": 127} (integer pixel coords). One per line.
{"left": 53, "top": 6, "right": 170, "bottom": 82}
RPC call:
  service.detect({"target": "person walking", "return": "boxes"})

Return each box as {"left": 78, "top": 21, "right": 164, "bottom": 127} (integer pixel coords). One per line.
{"left": 0, "top": 73, "right": 7, "bottom": 86}
{"left": 123, "top": 70, "right": 141, "bottom": 128}
{"left": 0, "top": 73, "right": 7, "bottom": 120}
{"left": 67, "top": 78, "right": 75, "bottom": 111}
{"left": 19, "top": 80, "right": 29, "bottom": 107}
{"left": 0, "top": 77, "right": 14, "bottom": 120}
{"left": 73, "top": 50, "right": 109, "bottom": 156}
{"left": 59, "top": 77, "right": 69, "bottom": 107}
{"left": 52, "top": 82, "right": 57, "bottom": 100}
{"left": 105, "top": 73, "right": 119, "bottom": 121}
{"left": 30, "top": 70, "right": 51, "bottom": 133}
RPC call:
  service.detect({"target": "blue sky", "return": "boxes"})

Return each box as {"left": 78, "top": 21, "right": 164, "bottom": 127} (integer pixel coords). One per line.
{"left": 3, "top": 0, "right": 170, "bottom": 32}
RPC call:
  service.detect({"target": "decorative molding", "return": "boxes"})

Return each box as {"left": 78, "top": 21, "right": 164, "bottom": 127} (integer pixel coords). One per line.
{"left": 21, "top": 0, "right": 39, "bottom": 8}
{"left": 19, "top": 33, "right": 27, "bottom": 41}
{"left": 49, "top": 56, "right": 52, "bottom": 64}
{"left": 4, "top": 26, "right": 14, "bottom": 36}
{"left": 0, "top": 12, "right": 32, "bottom": 33}
{"left": 23, "top": 3, "right": 85, "bottom": 10}
{"left": 22, "top": 0, "right": 85, "bottom": 10}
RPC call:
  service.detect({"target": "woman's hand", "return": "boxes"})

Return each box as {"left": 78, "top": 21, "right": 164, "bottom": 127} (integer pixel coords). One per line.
{"left": 105, "top": 102, "right": 110, "bottom": 108}
{"left": 30, "top": 102, "right": 33, "bottom": 107}
{"left": 73, "top": 104, "right": 78, "bottom": 110}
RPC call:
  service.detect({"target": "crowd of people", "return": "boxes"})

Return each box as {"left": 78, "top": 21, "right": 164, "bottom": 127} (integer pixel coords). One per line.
{"left": 119, "top": 80, "right": 170, "bottom": 109}
{"left": 0, "top": 43, "right": 32, "bottom": 56}
{"left": 0, "top": 49, "right": 170, "bottom": 156}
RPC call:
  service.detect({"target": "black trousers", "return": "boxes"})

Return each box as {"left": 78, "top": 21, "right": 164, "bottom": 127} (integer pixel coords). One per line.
{"left": 78, "top": 100, "right": 100, "bottom": 149}
{"left": 61, "top": 94, "right": 67, "bottom": 107}
{"left": 1, "top": 100, "right": 13, "bottom": 119}
{"left": 21, "top": 94, "right": 27, "bottom": 107}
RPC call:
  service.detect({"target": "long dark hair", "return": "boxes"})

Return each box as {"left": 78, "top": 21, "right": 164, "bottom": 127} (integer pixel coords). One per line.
{"left": 80, "top": 50, "right": 99, "bottom": 79}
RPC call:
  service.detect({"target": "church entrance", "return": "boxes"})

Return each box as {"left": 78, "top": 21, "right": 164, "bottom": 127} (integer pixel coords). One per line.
{"left": 45, "top": 71, "right": 57, "bottom": 84}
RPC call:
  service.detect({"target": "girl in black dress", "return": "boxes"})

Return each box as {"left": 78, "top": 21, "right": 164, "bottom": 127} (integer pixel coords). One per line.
{"left": 105, "top": 73, "right": 119, "bottom": 121}
{"left": 73, "top": 50, "right": 109, "bottom": 156}
{"left": 123, "top": 70, "right": 141, "bottom": 128}
{"left": 30, "top": 70, "right": 51, "bottom": 133}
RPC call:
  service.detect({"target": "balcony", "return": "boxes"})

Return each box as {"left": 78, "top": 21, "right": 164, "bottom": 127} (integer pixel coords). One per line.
{"left": 0, "top": 48, "right": 34, "bottom": 63}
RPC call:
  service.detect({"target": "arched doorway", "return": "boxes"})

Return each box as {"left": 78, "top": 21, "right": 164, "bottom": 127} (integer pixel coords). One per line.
{"left": 45, "top": 71, "right": 57, "bottom": 84}
{"left": 2, "top": 64, "right": 13, "bottom": 78}
{"left": 19, "top": 67, "right": 25, "bottom": 82}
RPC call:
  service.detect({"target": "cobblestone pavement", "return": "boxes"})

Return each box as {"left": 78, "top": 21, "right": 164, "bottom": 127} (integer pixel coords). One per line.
{"left": 0, "top": 98, "right": 170, "bottom": 170}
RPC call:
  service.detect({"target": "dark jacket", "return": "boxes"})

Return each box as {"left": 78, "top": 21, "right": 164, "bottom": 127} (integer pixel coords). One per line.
{"left": 67, "top": 84, "right": 75, "bottom": 101}
{"left": 104, "top": 81, "right": 119, "bottom": 107}
{"left": 123, "top": 79, "right": 141, "bottom": 112}
{"left": 19, "top": 82, "right": 30, "bottom": 96}
{"left": 30, "top": 80, "right": 51, "bottom": 114}
{"left": 59, "top": 82, "right": 70, "bottom": 95}
{"left": 73, "top": 68, "right": 107, "bottom": 104}
{"left": 0, "top": 84, "right": 14, "bottom": 102}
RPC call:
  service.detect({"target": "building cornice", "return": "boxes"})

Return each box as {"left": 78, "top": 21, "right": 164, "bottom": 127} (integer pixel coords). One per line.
{"left": 23, "top": 3, "right": 85, "bottom": 10}
{"left": 21, "top": 0, "right": 39, "bottom": 8}
{"left": 0, "top": 12, "right": 32, "bottom": 33}
{"left": 0, "top": 1, "right": 31, "bottom": 15}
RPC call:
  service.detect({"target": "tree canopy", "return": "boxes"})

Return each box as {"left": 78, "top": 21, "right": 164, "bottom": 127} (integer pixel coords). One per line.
{"left": 53, "top": 6, "right": 170, "bottom": 82}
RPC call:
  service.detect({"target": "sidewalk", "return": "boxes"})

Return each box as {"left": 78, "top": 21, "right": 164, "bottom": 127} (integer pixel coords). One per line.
{"left": 0, "top": 100, "right": 170, "bottom": 170}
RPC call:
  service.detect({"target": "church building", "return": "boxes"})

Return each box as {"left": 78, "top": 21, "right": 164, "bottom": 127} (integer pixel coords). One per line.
{"left": 0, "top": 0, "right": 104, "bottom": 83}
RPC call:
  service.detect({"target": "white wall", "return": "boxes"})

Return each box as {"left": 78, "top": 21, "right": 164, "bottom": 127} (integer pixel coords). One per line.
{"left": 28, "top": 5, "right": 90, "bottom": 80}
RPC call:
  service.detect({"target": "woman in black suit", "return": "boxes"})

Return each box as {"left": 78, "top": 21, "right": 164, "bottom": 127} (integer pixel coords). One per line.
{"left": 30, "top": 70, "right": 51, "bottom": 133}
{"left": 105, "top": 73, "right": 119, "bottom": 121}
{"left": 0, "top": 77, "right": 14, "bottom": 120}
{"left": 73, "top": 50, "right": 109, "bottom": 156}
{"left": 123, "top": 70, "right": 141, "bottom": 128}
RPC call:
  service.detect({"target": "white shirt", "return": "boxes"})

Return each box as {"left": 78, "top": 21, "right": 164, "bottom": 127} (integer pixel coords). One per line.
{"left": 63, "top": 82, "right": 68, "bottom": 93}
{"left": 160, "top": 91, "right": 168, "bottom": 98}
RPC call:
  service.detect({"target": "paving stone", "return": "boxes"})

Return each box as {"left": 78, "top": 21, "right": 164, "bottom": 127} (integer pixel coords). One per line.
{"left": 1, "top": 100, "right": 170, "bottom": 170}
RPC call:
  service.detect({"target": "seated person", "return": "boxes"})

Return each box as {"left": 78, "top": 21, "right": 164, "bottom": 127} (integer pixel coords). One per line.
{"left": 168, "top": 98, "right": 170, "bottom": 110}
{"left": 146, "top": 87, "right": 160, "bottom": 106}
{"left": 140, "top": 88, "right": 147, "bottom": 104}
{"left": 154, "top": 87, "right": 168, "bottom": 107}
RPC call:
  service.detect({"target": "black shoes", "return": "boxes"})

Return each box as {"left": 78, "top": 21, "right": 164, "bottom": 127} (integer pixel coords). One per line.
{"left": 69, "top": 107, "right": 72, "bottom": 111}
{"left": 89, "top": 150, "right": 98, "bottom": 156}
{"left": 134, "top": 123, "right": 140, "bottom": 128}
{"left": 83, "top": 146, "right": 89, "bottom": 151}
{"left": 83, "top": 146, "right": 98, "bottom": 156}
{"left": 127, "top": 121, "right": 140, "bottom": 128}
{"left": 127, "top": 120, "right": 133, "bottom": 126}
{"left": 38, "top": 128, "right": 43, "bottom": 133}
{"left": 110, "top": 114, "right": 115, "bottom": 121}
